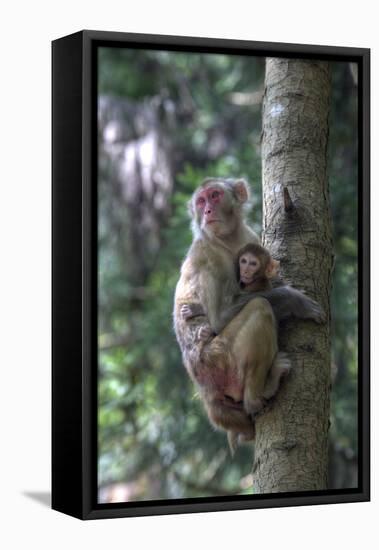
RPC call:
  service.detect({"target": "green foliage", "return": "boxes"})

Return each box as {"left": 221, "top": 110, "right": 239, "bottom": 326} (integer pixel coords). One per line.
{"left": 98, "top": 51, "right": 358, "bottom": 500}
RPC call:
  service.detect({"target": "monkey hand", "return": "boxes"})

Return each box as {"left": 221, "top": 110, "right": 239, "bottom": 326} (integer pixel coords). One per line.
{"left": 299, "top": 293, "right": 327, "bottom": 324}
{"left": 196, "top": 325, "right": 214, "bottom": 342}
{"left": 307, "top": 299, "right": 327, "bottom": 324}
{"left": 181, "top": 302, "right": 205, "bottom": 320}
{"left": 181, "top": 304, "right": 193, "bottom": 320}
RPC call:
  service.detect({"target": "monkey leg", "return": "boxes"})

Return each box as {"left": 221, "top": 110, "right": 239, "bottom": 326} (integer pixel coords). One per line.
{"left": 217, "top": 298, "right": 278, "bottom": 415}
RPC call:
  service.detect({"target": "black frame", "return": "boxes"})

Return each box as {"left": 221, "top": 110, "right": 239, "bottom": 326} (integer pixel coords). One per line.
{"left": 52, "top": 30, "right": 370, "bottom": 520}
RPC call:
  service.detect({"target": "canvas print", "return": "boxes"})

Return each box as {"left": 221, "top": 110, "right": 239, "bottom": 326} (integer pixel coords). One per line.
{"left": 97, "top": 47, "right": 358, "bottom": 503}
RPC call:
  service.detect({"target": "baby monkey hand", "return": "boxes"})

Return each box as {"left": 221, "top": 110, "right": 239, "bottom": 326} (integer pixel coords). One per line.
{"left": 181, "top": 303, "right": 205, "bottom": 320}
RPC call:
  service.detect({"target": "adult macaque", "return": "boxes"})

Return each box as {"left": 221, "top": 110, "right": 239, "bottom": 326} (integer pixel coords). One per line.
{"left": 173, "top": 178, "right": 323, "bottom": 448}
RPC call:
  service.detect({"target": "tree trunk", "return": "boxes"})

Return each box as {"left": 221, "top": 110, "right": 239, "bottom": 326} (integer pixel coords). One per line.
{"left": 253, "top": 58, "right": 333, "bottom": 493}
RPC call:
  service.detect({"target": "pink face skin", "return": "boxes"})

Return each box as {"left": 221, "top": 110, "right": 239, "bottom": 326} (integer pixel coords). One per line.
{"left": 195, "top": 187, "right": 225, "bottom": 226}
{"left": 239, "top": 252, "right": 261, "bottom": 284}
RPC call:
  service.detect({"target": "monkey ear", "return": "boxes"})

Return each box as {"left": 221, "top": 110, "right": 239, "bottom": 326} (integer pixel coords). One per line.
{"left": 266, "top": 259, "right": 280, "bottom": 279}
{"left": 233, "top": 179, "right": 250, "bottom": 203}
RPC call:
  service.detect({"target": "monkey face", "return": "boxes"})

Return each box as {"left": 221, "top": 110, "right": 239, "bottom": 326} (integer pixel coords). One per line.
{"left": 196, "top": 186, "right": 224, "bottom": 223}
{"left": 239, "top": 252, "right": 261, "bottom": 284}
{"left": 195, "top": 185, "right": 238, "bottom": 238}
{"left": 188, "top": 179, "right": 250, "bottom": 240}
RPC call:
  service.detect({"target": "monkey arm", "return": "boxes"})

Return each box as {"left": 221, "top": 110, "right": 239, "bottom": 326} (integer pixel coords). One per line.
{"left": 173, "top": 256, "right": 217, "bottom": 384}
{"left": 259, "top": 286, "right": 326, "bottom": 324}
{"left": 215, "top": 286, "right": 325, "bottom": 333}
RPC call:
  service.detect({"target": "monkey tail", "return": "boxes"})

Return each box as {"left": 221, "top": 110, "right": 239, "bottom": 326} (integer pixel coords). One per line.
{"left": 227, "top": 425, "right": 256, "bottom": 456}
{"left": 227, "top": 431, "right": 238, "bottom": 456}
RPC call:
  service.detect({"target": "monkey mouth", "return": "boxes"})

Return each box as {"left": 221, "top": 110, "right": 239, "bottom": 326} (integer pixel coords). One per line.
{"left": 240, "top": 275, "right": 253, "bottom": 284}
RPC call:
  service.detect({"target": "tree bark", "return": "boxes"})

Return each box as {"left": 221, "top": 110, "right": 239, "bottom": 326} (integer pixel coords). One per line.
{"left": 253, "top": 59, "right": 333, "bottom": 493}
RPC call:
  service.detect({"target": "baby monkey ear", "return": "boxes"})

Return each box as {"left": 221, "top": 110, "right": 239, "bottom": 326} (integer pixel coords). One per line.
{"left": 266, "top": 258, "right": 280, "bottom": 279}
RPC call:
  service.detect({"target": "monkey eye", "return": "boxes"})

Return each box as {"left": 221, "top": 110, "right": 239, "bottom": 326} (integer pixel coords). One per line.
{"left": 240, "top": 258, "right": 247, "bottom": 264}
{"left": 196, "top": 197, "right": 205, "bottom": 207}
{"left": 211, "top": 190, "right": 220, "bottom": 199}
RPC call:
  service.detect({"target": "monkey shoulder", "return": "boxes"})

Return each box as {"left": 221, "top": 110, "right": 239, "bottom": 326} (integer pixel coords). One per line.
{"left": 174, "top": 243, "right": 205, "bottom": 304}
{"left": 180, "top": 241, "right": 207, "bottom": 279}
{"left": 177, "top": 239, "right": 234, "bottom": 302}
{"left": 184, "top": 239, "right": 226, "bottom": 273}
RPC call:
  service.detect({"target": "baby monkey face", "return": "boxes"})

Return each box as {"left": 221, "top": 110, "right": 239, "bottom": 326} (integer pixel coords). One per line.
{"left": 239, "top": 252, "right": 261, "bottom": 284}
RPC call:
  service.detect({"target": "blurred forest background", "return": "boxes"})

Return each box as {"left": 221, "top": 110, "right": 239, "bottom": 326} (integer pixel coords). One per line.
{"left": 97, "top": 48, "right": 358, "bottom": 503}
